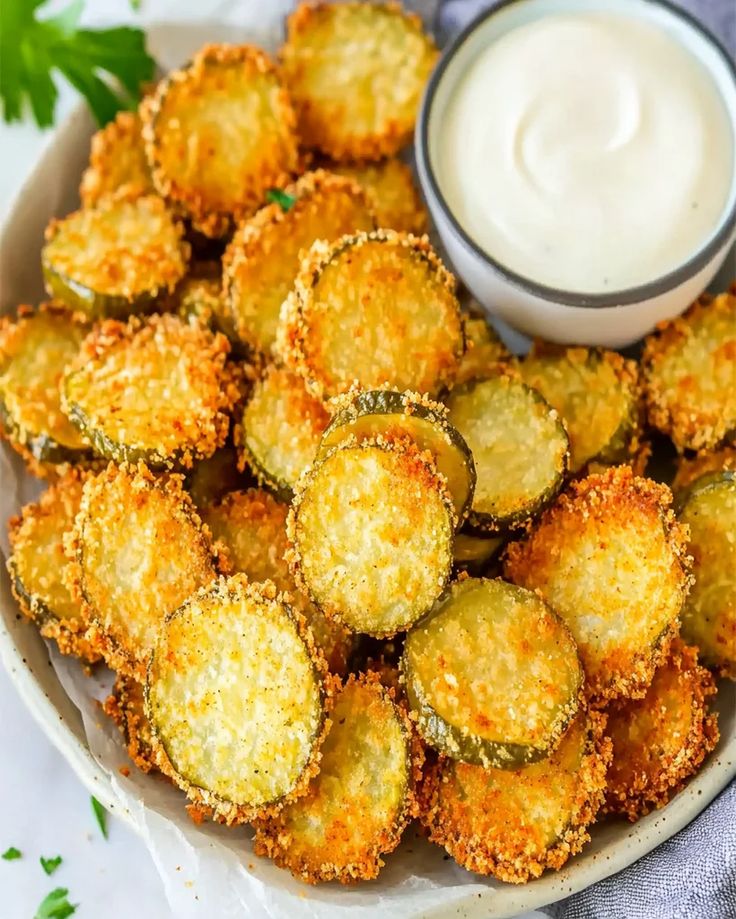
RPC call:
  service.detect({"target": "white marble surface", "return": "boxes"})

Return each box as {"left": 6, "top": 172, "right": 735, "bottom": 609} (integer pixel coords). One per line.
{"left": 0, "top": 5, "right": 546, "bottom": 918}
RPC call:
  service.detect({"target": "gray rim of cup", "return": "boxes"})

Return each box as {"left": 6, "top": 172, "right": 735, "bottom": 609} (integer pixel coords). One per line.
{"left": 417, "top": 0, "right": 736, "bottom": 309}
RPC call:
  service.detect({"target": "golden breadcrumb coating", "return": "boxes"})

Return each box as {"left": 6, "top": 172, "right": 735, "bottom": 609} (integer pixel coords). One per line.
{"left": 142, "top": 44, "right": 300, "bottom": 237}
{"left": 253, "top": 672, "right": 423, "bottom": 883}
{"left": 604, "top": 641, "right": 719, "bottom": 821}
{"left": 504, "top": 466, "right": 691, "bottom": 703}
{"left": 642, "top": 290, "right": 736, "bottom": 452}
{"left": 7, "top": 469, "right": 99, "bottom": 663}
{"left": 277, "top": 229, "right": 464, "bottom": 399}
{"left": 222, "top": 169, "right": 375, "bottom": 356}
{"left": 104, "top": 674, "right": 159, "bottom": 774}
{"left": 454, "top": 313, "right": 514, "bottom": 386}
{"left": 280, "top": 2, "right": 437, "bottom": 161}
{"left": 79, "top": 111, "right": 154, "bottom": 207}
{"left": 671, "top": 446, "right": 736, "bottom": 498}
{"left": 418, "top": 710, "right": 611, "bottom": 883}
{"left": 326, "top": 158, "right": 428, "bottom": 234}
{"left": 147, "top": 574, "right": 335, "bottom": 825}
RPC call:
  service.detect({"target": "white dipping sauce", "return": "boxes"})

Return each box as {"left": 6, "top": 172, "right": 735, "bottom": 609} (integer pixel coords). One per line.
{"left": 438, "top": 12, "right": 734, "bottom": 292}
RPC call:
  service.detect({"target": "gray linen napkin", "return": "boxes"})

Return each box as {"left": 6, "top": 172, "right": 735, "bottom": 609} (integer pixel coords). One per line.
{"left": 432, "top": 1, "right": 736, "bottom": 917}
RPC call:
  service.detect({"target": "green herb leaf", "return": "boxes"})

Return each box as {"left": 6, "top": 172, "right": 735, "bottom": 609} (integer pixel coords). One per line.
{"left": 2, "top": 846, "right": 22, "bottom": 860}
{"left": 40, "top": 855, "right": 63, "bottom": 876}
{"left": 266, "top": 189, "right": 297, "bottom": 212}
{"left": 130, "top": 0, "right": 142, "bottom": 9}
{"left": 0, "top": 0, "right": 154, "bottom": 129}
{"left": 91, "top": 795, "right": 108, "bottom": 839}
{"left": 34, "top": 887, "right": 77, "bottom": 919}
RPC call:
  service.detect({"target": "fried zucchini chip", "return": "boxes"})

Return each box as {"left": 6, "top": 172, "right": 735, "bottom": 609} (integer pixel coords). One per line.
{"left": 278, "top": 230, "right": 464, "bottom": 399}
{"left": 147, "top": 574, "right": 331, "bottom": 824}
{"left": 7, "top": 469, "right": 99, "bottom": 663}
{"left": 319, "top": 388, "right": 475, "bottom": 525}
{"left": 62, "top": 313, "right": 239, "bottom": 470}
{"left": 222, "top": 170, "right": 375, "bottom": 356}
{"left": 671, "top": 446, "right": 736, "bottom": 498}
{"left": 79, "top": 111, "right": 153, "bottom": 208}
{"left": 42, "top": 195, "right": 189, "bottom": 319}
{"left": 604, "top": 641, "right": 719, "bottom": 821}
{"left": 0, "top": 304, "right": 91, "bottom": 475}
{"left": 419, "top": 710, "right": 610, "bottom": 883}
{"left": 642, "top": 291, "right": 736, "bottom": 451}
{"left": 142, "top": 44, "right": 300, "bottom": 238}
{"left": 403, "top": 578, "right": 582, "bottom": 767}
{"left": 521, "top": 346, "right": 642, "bottom": 473}
{"left": 254, "top": 672, "right": 421, "bottom": 883}
{"left": 104, "top": 674, "right": 158, "bottom": 774}
{"left": 288, "top": 436, "right": 455, "bottom": 636}
{"left": 185, "top": 445, "right": 251, "bottom": 509}
{"left": 454, "top": 312, "right": 514, "bottom": 387}
{"left": 281, "top": 2, "right": 437, "bottom": 161}
{"left": 68, "top": 463, "right": 217, "bottom": 678}
{"left": 327, "top": 158, "right": 428, "bottom": 234}
{"left": 504, "top": 467, "right": 690, "bottom": 703}
{"left": 446, "top": 375, "right": 569, "bottom": 533}
{"left": 678, "top": 472, "right": 736, "bottom": 676}
{"left": 173, "top": 273, "right": 239, "bottom": 345}
{"left": 236, "top": 365, "right": 329, "bottom": 501}
{"left": 201, "top": 488, "right": 351, "bottom": 674}
{"left": 453, "top": 531, "right": 504, "bottom": 576}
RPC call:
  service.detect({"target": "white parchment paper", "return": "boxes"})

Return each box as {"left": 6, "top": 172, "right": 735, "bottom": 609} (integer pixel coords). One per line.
{"left": 1, "top": 3, "right": 735, "bottom": 918}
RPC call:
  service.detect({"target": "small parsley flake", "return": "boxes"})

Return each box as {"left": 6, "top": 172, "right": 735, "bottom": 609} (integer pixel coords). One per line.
{"left": 40, "top": 855, "right": 63, "bottom": 876}
{"left": 34, "top": 887, "right": 77, "bottom": 919}
{"left": 91, "top": 795, "right": 108, "bottom": 839}
{"left": 266, "top": 188, "right": 297, "bottom": 212}
{"left": 2, "top": 846, "right": 21, "bottom": 860}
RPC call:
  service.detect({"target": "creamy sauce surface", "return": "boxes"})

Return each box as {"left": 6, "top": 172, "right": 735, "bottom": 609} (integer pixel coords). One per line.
{"left": 438, "top": 12, "right": 734, "bottom": 292}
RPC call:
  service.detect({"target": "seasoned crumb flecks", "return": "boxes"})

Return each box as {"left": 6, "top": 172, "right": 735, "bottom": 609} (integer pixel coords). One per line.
{"left": 142, "top": 44, "right": 300, "bottom": 238}
{"left": 61, "top": 313, "right": 240, "bottom": 470}
{"left": 277, "top": 229, "right": 464, "bottom": 400}
{"left": 504, "top": 466, "right": 691, "bottom": 703}
{"left": 288, "top": 434, "right": 455, "bottom": 637}
{"left": 253, "top": 672, "right": 423, "bottom": 883}
{"left": 418, "top": 710, "right": 611, "bottom": 883}
{"left": 104, "top": 674, "right": 159, "bottom": 775}
{"left": 222, "top": 169, "right": 375, "bottom": 356}
{"left": 642, "top": 291, "right": 736, "bottom": 452}
{"left": 326, "top": 158, "right": 428, "bottom": 234}
{"left": 280, "top": 1, "right": 437, "bottom": 161}
{"left": 79, "top": 111, "right": 154, "bottom": 208}
{"left": 7, "top": 468, "right": 100, "bottom": 663}
{"left": 67, "top": 462, "right": 218, "bottom": 679}
{"left": 146, "top": 573, "right": 334, "bottom": 825}
{"left": 604, "top": 640, "right": 719, "bottom": 821}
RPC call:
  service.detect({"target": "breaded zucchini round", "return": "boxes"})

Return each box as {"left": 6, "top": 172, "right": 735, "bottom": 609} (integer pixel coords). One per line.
{"left": 278, "top": 230, "right": 464, "bottom": 399}
{"left": 327, "top": 158, "right": 428, "bottom": 233}
{"left": 521, "top": 346, "right": 642, "bottom": 472}
{"left": 419, "top": 710, "right": 610, "bottom": 883}
{"left": 185, "top": 445, "right": 251, "bottom": 509}
{"left": 0, "top": 304, "right": 91, "bottom": 475}
{"left": 104, "top": 674, "right": 158, "bottom": 774}
{"left": 319, "top": 388, "right": 475, "bottom": 526}
{"left": 454, "top": 312, "right": 514, "bottom": 387}
{"left": 222, "top": 170, "right": 375, "bottom": 356}
{"left": 446, "top": 375, "right": 569, "bottom": 533}
{"left": 604, "top": 641, "right": 719, "bottom": 821}
{"left": 671, "top": 446, "right": 736, "bottom": 499}
{"left": 42, "top": 195, "right": 189, "bottom": 319}
{"left": 7, "top": 469, "right": 99, "bottom": 663}
{"left": 504, "top": 467, "right": 690, "bottom": 703}
{"left": 142, "top": 44, "right": 300, "bottom": 238}
{"left": 236, "top": 365, "right": 329, "bottom": 501}
{"left": 62, "top": 313, "right": 239, "bottom": 470}
{"left": 280, "top": 1, "right": 437, "bottom": 161}
{"left": 643, "top": 291, "right": 736, "bottom": 451}
{"left": 288, "top": 436, "right": 455, "bottom": 636}
{"left": 402, "top": 578, "right": 582, "bottom": 767}
{"left": 68, "top": 463, "right": 217, "bottom": 679}
{"left": 254, "top": 672, "right": 421, "bottom": 883}
{"left": 678, "top": 472, "right": 736, "bottom": 676}
{"left": 201, "top": 488, "right": 351, "bottom": 674}
{"left": 173, "top": 273, "right": 238, "bottom": 345}
{"left": 79, "top": 111, "right": 153, "bottom": 208}
{"left": 146, "top": 574, "right": 331, "bottom": 824}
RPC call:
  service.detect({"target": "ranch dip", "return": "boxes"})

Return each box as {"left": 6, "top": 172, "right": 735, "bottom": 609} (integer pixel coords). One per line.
{"left": 438, "top": 12, "right": 734, "bottom": 292}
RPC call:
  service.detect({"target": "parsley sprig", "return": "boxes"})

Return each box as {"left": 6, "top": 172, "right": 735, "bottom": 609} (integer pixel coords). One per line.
{"left": 0, "top": 0, "right": 154, "bottom": 128}
{"left": 34, "top": 887, "right": 77, "bottom": 919}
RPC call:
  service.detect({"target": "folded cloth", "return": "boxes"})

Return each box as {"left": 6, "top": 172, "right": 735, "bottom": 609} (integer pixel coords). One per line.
{"left": 431, "top": 1, "right": 736, "bottom": 917}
